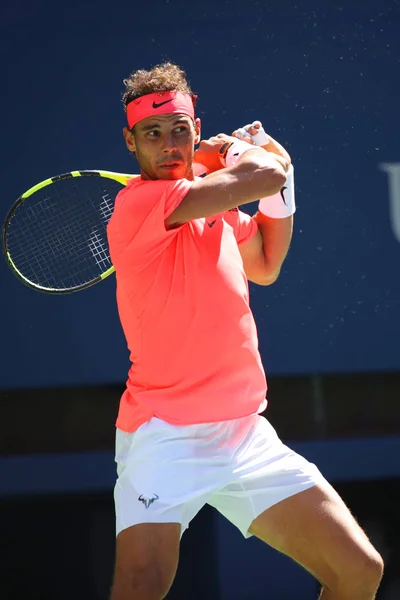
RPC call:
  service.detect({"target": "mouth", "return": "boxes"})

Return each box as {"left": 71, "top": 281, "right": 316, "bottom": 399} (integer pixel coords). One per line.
{"left": 159, "top": 162, "right": 181, "bottom": 170}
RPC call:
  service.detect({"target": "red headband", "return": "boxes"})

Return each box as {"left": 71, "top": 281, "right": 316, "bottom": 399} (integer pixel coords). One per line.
{"left": 126, "top": 91, "right": 196, "bottom": 129}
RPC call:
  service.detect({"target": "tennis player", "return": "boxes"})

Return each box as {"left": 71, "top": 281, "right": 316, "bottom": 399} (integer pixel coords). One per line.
{"left": 107, "top": 62, "right": 383, "bottom": 600}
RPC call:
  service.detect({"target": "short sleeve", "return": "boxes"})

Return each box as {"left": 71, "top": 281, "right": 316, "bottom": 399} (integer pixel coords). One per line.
{"left": 107, "top": 178, "right": 193, "bottom": 267}
{"left": 224, "top": 208, "right": 258, "bottom": 246}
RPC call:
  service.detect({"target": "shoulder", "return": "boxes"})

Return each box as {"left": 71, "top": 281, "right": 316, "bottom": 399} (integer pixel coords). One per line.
{"left": 115, "top": 177, "right": 193, "bottom": 210}
{"left": 115, "top": 177, "right": 168, "bottom": 206}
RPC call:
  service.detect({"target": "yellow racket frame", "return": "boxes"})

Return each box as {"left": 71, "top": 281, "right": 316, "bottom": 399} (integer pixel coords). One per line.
{"left": 2, "top": 169, "right": 139, "bottom": 293}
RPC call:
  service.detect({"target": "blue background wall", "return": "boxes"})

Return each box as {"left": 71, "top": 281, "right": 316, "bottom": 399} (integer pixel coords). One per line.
{"left": 1, "top": 3, "right": 399, "bottom": 598}
{"left": 1, "top": 0, "right": 399, "bottom": 388}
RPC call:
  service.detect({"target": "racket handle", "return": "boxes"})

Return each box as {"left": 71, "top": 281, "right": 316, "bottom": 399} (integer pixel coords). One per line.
{"left": 236, "top": 121, "right": 270, "bottom": 147}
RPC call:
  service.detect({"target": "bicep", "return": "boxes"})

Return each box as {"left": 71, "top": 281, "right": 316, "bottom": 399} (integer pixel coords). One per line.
{"left": 238, "top": 225, "right": 269, "bottom": 285}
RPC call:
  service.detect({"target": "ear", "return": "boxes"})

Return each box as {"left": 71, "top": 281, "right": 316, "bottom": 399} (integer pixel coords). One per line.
{"left": 194, "top": 118, "right": 201, "bottom": 146}
{"left": 123, "top": 127, "right": 136, "bottom": 153}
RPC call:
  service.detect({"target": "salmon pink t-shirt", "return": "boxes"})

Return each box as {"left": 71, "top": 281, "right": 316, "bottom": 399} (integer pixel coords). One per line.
{"left": 107, "top": 176, "right": 267, "bottom": 432}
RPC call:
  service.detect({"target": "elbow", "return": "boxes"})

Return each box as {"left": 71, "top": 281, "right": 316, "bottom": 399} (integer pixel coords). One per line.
{"left": 257, "top": 268, "right": 281, "bottom": 286}
{"left": 263, "top": 272, "right": 280, "bottom": 286}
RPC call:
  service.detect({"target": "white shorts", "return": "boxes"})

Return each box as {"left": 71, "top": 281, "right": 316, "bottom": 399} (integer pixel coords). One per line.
{"left": 114, "top": 414, "right": 324, "bottom": 538}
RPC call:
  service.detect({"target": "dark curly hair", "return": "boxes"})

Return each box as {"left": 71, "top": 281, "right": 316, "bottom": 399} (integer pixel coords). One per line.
{"left": 122, "top": 62, "right": 197, "bottom": 110}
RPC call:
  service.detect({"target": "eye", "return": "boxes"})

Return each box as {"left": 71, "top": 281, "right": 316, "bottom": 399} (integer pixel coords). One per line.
{"left": 147, "top": 130, "right": 160, "bottom": 138}
{"left": 174, "top": 125, "right": 189, "bottom": 134}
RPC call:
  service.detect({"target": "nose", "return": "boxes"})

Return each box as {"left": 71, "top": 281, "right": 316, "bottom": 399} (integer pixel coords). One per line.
{"left": 161, "top": 132, "right": 177, "bottom": 153}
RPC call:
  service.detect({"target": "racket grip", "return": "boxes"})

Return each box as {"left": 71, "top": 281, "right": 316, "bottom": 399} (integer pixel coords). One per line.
{"left": 236, "top": 121, "right": 270, "bottom": 147}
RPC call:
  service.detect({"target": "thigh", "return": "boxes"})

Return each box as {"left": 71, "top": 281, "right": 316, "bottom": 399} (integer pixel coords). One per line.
{"left": 249, "top": 479, "right": 378, "bottom": 586}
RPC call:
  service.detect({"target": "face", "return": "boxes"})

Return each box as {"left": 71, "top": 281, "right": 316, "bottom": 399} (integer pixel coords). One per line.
{"left": 123, "top": 114, "right": 201, "bottom": 180}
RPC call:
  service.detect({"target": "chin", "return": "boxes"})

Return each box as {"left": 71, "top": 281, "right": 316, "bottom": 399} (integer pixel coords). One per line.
{"left": 157, "top": 168, "right": 187, "bottom": 181}
{"left": 157, "top": 173, "right": 181, "bottom": 181}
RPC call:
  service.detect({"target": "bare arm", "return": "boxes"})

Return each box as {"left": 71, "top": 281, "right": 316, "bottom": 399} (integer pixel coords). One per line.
{"left": 165, "top": 136, "right": 289, "bottom": 228}
{"left": 241, "top": 213, "right": 293, "bottom": 285}
{"left": 233, "top": 124, "right": 294, "bottom": 285}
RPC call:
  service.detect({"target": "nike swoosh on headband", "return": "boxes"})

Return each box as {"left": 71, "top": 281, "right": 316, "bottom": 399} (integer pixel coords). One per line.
{"left": 152, "top": 99, "right": 174, "bottom": 109}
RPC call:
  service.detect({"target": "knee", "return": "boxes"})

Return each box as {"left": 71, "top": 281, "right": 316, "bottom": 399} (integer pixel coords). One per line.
{"left": 333, "top": 547, "right": 384, "bottom": 597}
{"left": 135, "top": 563, "right": 174, "bottom": 599}
{"left": 361, "top": 549, "right": 384, "bottom": 589}
{"left": 111, "top": 562, "right": 174, "bottom": 600}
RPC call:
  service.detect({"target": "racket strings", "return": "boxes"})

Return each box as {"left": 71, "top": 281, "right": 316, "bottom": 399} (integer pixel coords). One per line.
{"left": 6, "top": 176, "right": 123, "bottom": 290}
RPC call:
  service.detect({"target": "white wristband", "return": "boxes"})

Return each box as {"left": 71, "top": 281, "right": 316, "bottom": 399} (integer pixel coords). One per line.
{"left": 258, "top": 165, "right": 296, "bottom": 218}
{"left": 219, "top": 140, "right": 258, "bottom": 167}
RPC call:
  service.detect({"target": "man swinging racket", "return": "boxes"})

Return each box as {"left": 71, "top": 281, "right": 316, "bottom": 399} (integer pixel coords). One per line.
{"left": 106, "top": 62, "right": 383, "bottom": 600}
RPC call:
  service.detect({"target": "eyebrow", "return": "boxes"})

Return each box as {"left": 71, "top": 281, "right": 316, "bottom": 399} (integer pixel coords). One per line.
{"left": 140, "top": 118, "right": 190, "bottom": 132}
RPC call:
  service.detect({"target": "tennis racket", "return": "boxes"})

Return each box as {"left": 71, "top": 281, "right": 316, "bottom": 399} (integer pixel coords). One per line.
{"left": 2, "top": 164, "right": 209, "bottom": 295}
{"left": 2, "top": 170, "right": 138, "bottom": 294}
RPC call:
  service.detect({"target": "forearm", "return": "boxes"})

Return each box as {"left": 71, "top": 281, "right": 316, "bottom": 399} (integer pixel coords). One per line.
{"left": 232, "top": 121, "right": 295, "bottom": 283}
{"left": 255, "top": 162, "right": 295, "bottom": 279}
{"left": 254, "top": 212, "right": 293, "bottom": 279}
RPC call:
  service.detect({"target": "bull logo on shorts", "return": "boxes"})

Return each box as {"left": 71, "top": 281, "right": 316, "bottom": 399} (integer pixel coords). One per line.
{"left": 138, "top": 494, "right": 159, "bottom": 508}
